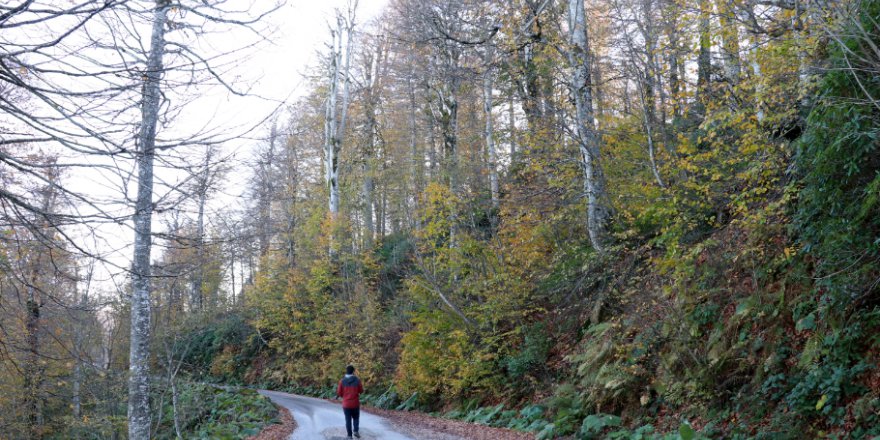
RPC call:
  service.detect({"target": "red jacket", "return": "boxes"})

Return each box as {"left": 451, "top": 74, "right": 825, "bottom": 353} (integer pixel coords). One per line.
{"left": 337, "top": 375, "right": 363, "bottom": 409}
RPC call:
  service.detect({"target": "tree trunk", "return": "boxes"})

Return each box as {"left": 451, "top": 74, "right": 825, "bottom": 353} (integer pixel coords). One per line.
{"left": 568, "top": 0, "right": 611, "bottom": 252}
{"left": 24, "top": 178, "right": 58, "bottom": 440}
{"left": 641, "top": 0, "right": 659, "bottom": 141}
{"left": 192, "top": 149, "right": 210, "bottom": 311}
{"left": 258, "top": 126, "right": 276, "bottom": 258}
{"left": 697, "top": 0, "right": 712, "bottom": 107}
{"left": 408, "top": 69, "right": 422, "bottom": 224}
{"left": 744, "top": 0, "right": 765, "bottom": 122}
{"left": 128, "top": 3, "right": 168, "bottom": 439}
{"left": 665, "top": 0, "right": 682, "bottom": 120}
{"left": 434, "top": 76, "right": 460, "bottom": 190}
{"left": 170, "top": 374, "right": 182, "bottom": 440}
{"left": 794, "top": 0, "right": 810, "bottom": 110}
{"left": 363, "top": 172, "right": 374, "bottom": 247}
{"left": 508, "top": 88, "right": 517, "bottom": 164}
{"left": 518, "top": 41, "right": 545, "bottom": 131}
{"left": 72, "top": 270, "right": 90, "bottom": 422}
{"left": 639, "top": 78, "right": 666, "bottom": 188}
{"left": 483, "top": 68, "right": 499, "bottom": 210}
{"left": 362, "top": 41, "right": 383, "bottom": 248}
{"left": 24, "top": 284, "right": 42, "bottom": 440}
{"left": 379, "top": 179, "right": 387, "bottom": 238}
{"left": 427, "top": 110, "right": 438, "bottom": 178}
{"left": 285, "top": 146, "right": 298, "bottom": 268}
{"left": 229, "top": 247, "right": 237, "bottom": 304}
{"left": 716, "top": 0, "right": 741, "bottom": 84}
{"left": 325, "top": 11, "right": 354, "bottom": 257}
{"left": 325, "top": 28, "right": 341, "bottom": 219}
{"left": 72, "top": 360, "right": 81, "bottom": 419}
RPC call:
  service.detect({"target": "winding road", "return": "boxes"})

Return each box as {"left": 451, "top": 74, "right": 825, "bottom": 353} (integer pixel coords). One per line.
{"left": 259, "top": 390, "right": 415, "bottom": 440}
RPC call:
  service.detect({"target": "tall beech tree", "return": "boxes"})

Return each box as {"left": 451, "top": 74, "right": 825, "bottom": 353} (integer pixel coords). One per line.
{"left": 568, "top": 0, "right": 610, "bottom": 252}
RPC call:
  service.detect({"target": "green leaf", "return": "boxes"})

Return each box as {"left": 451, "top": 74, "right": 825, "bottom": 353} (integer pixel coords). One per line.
{"left": 816, "top": 394, "right": 829, "bottom": 411}
{"left": 536, "top": 423, "right": 556, "bottom": 440}
{"left": 796, "top": 313, "right": 816, "bottom": 332}
{"left": 581, "top": 414, "right": 622, "bottom": 435}
{"left": 679, "top": 422, "right": 696, "bottom": 440}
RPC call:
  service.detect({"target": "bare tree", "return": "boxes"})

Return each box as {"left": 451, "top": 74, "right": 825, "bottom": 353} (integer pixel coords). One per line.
{"left": 325, "top": 2, "right": 358, "bottom": 224}
{"left": 126, "top": 5, "right": 170, "bottom": 437}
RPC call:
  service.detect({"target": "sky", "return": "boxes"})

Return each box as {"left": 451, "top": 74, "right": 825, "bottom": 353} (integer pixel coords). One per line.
{"left": 74, "top": 0, "right": 390, "bottom": 298}
{"left": 205, "top": 0, "right": 389, "bottom": 194}
{"left": 201, "top": 0, "right": 389, "bottom": 141}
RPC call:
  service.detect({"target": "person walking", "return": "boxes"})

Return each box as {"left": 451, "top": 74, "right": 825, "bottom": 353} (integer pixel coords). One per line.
{"left": 336, "top": 365, "right": 364, "bottom": 439}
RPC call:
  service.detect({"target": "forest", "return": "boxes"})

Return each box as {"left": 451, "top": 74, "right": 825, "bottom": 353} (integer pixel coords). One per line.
{"left": 1, "top": 0, "right": 879, "bottom": 438}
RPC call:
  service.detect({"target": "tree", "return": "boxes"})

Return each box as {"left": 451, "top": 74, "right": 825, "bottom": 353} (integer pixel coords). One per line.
{"left": 325, "top": 3, "right": 357, "bottom": 223}
{"left": 126, "top": 5, "right": 169, "bottom": 437}
{"left": 358, "top": 29, "right": 388, "bottom": 248}
{"left": 69, "top": 2, "right": 277, "bottom": 437}
{"left": 483, "top": 61, "right": 501, "bottom": 210}
{"left": 568, "top": 0, "right": 611, "bottom": 252}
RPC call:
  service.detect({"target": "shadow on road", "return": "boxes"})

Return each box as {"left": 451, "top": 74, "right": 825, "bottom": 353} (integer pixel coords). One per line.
{"left": 323, "top": 428, "right": 382, "bottom": 440}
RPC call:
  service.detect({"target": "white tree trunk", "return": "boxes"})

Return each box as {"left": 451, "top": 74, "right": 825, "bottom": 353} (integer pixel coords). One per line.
{"left": 171, "top": 377, "right": 182, "bottom": 440}
{"left": 128, "top": 2, "right": 168, "bottom": 439}
{"left": 568, "top": 0, "right": 610, "bottom": 252}
{"left": 325, "top": 26, "right": 340, "bottom": 217}
{"left": 483, "top": 70, "right": 499, "bottom": 209}
{"left": 508, "top": 90, "right": 517, "bottom": 163}
{"left": 750, "top": 34, "right": 765, "bottom": 122}
{"left": 638, "top": 80, "right": 666, "bottom": 188}
{"left": 408, "top": 70, "right": 422, "bottom": 223}
{"left": 325, "top": 11, "right": 355, "bottom": 221}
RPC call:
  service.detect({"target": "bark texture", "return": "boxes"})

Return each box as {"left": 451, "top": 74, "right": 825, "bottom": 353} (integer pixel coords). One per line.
{"left": 568, "top": 0, "right": 610, "bottom": 252}
{"left": 128, "top": 2, "right": 169, "bottom": 439}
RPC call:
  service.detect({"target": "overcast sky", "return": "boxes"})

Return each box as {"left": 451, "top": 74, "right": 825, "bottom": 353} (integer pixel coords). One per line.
{"left": 210, "top": 0, "right": 389, "bottom": 140}
{"left": 79, "top": 0, "right": 390, "bottom": 297}
{"left": 185, "top": 0, "right": 389, "bottom": 202}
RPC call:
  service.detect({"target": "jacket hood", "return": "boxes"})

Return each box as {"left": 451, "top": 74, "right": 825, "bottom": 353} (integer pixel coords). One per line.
{"left": 342, "top": 375, "right": 360, "bottom": 386}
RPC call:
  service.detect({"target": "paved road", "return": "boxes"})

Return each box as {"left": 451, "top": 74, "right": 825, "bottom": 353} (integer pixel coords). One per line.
{"left": 260, "top": 390, "right": 415, "bottom": 440}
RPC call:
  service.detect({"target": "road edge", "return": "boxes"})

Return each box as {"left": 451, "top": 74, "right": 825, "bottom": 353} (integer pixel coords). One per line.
{"left": 248, "top": 402, "right": 297, "bottom": 440}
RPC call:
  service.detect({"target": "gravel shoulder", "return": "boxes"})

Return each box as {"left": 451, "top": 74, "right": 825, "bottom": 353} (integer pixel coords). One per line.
{"left": 364, "top": 407, "right": 536, "bottom": 440}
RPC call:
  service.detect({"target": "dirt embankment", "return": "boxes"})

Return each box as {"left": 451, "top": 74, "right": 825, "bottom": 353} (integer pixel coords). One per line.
{"left": 249, "top": 404, "right": 297, "bottom": 440}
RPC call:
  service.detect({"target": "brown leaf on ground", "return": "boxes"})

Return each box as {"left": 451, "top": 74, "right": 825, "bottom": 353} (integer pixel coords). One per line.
{"left": 248, "top": 404, "right": 297, "bottom": 440}
{"left": 365, "top": 407, "right": 536, "bottom": 440}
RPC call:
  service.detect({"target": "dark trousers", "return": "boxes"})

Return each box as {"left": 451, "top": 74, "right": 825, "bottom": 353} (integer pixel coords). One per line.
{"left": 343, "top": 407, "right": 360, "bottom": 436}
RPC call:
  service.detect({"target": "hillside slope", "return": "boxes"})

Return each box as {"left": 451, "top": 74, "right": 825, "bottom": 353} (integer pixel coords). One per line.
{"left": 175, "top": 1, "right": 880, "bottom": 438}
